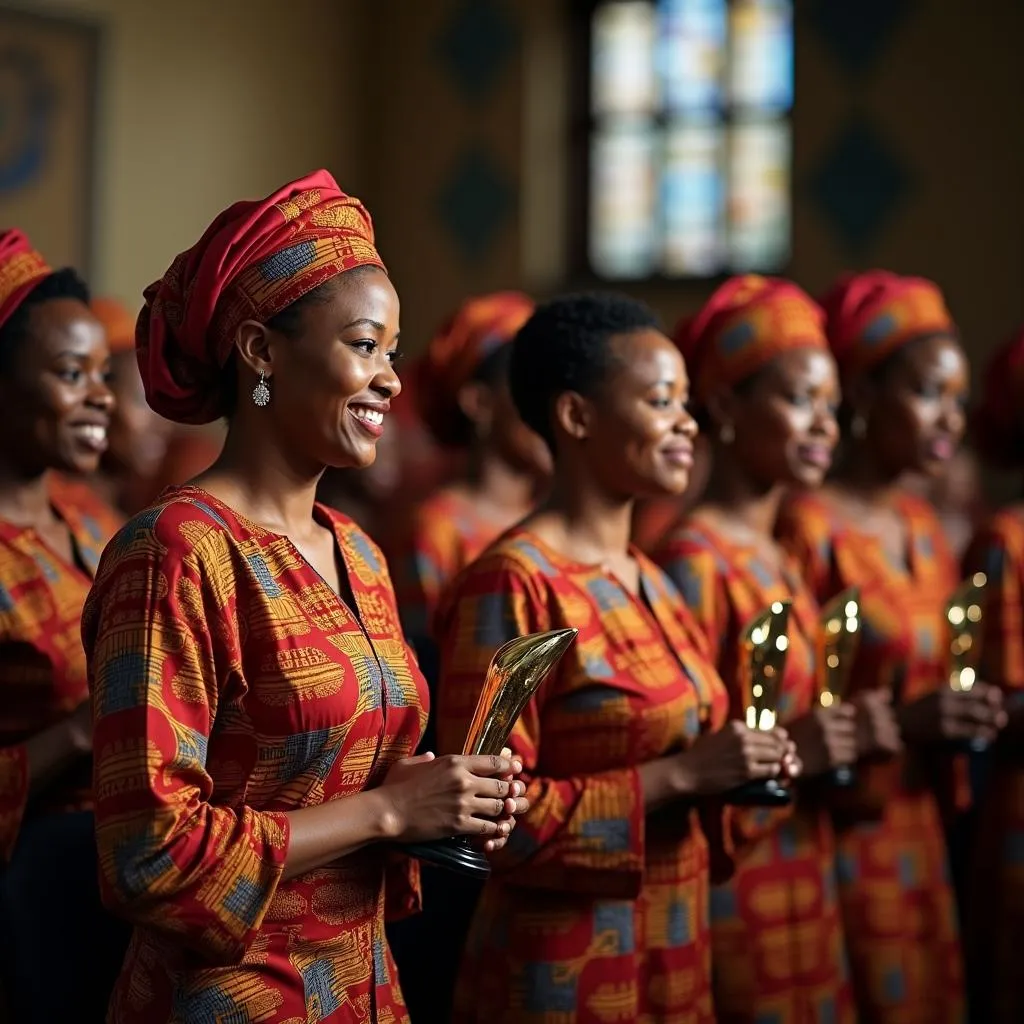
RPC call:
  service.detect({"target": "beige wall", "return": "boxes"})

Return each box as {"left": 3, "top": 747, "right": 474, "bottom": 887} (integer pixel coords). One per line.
{"left": 18, "top": 0, "right": 366, "bottom": 307}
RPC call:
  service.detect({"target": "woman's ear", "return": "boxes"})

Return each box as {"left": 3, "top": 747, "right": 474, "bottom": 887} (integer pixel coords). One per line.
{"left": 704, "top": 386, "right": 738, "bottom": 438}
{"left": 456, "top": 380, "right": 495, "bottom": 436}
{"left": 235, "top": 320, "right": 274, "bottom": 378}
{"left": 553, "top": 391, "right": 593, "bottom": 443}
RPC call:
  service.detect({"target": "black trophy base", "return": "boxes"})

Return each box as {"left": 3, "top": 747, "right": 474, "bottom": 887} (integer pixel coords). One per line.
{"left": 405, "top": 837, "right": 491, "bottom": 879}
{"left": 830, "top": 765, "right": 856, "bottom": 788}
{"left": 725, "top": 778, "right": 792, "bottom": 807}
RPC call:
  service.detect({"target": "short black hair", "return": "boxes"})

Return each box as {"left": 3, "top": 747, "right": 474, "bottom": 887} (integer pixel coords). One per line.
{"left": 509, "top": 291, "right": 660, "bottom": 449}
{"left": 0, "top": 268, "right": 90, "bottom": 371}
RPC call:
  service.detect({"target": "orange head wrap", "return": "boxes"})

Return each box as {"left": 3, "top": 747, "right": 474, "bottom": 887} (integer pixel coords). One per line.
{"left": 138, "top": 169, "right": 385, "bottom": 424}
{"left": 91, "top": 297, "right": 136, "bottom": 354}
{"left": 820, "top": 270, "right": 956, "bottom": 380}
{"left": 415, "top": 291, "right": 534, "bottom": 446}
{"left": 974, "top": 328, "right": 1024, "bottom": 467}
{"left": 0, "top": 230, "right": 52, "bottom": 331}
{"left": 674, "top": 275, "right": 828, "bottom": 406}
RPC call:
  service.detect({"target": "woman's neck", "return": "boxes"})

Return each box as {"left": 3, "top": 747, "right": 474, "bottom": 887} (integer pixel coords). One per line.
{"left": 700, "top": 449, "right": 784, "bottom": 538}
{"left": 832, "top": 442, "right": 904, "bottom": 505}
{"left": 534, "top": 469, "right": 633, "bottom": 564}
{"left": 0, "top": 461, "right": 53, "bottom": 526}
{"left": 465, "top": 447, "right": 538, "bottom": 518}
{"left": 198, "top": 419, "right": 322, "bottom": 538}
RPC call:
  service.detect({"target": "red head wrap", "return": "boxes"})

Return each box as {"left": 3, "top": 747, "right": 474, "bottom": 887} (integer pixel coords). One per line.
{"left": 820, "top": 270, "right": 955, "bottom": 380}
{"left": 415, "top": 291, "right": 534, "bottom": 446}
{"left": 0, "top": 230, "right": 52, "bottom": 331}
{"left": 137, "top": 170, "right": 385, "bottom": 424}
{"left": 674, "top": 275, "right": 828, "bottom": 405}
{"left": 91, "top": 297, "right": 135, "bottom": 354}
{"left": 974, "top": 329, "right": 1024, "bottom": 467}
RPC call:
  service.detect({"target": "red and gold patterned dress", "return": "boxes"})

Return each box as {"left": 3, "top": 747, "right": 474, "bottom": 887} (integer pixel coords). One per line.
{"left": 0, "top": 474, "right": 121, "bottom": 855}
{"left": 655, "top": 519, "right": 853, "bottom": 1024}
{"left": 962, "top": 507, "right": 1024, "bottom": 1023}
{"left": 82, "top": 485, "right": 428, "bottom": 1024}
{"left": 436, "top": 528, "right": 730, "bottom": 1024}
{"left": 777, "top": 490, "right": 964, "bottom": 1024}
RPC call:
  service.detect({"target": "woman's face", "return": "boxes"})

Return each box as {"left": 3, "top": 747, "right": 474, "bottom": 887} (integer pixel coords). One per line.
{"left": 862, "top": 334, "right": 968, "bottom": 478}
{"left": 105, "top": 351, "right": 173, "bottom": 479}
{"left": 575, "top": 328, "right": 699, "bottom": 498}
{"left": 0, "top": 298, "right": 113, "bottom": 475}
{"left": 265, "top": 267, "right": 402, "bottom": 471}
{"left": 726, "top": 347, "right": 840, "bottom": 489}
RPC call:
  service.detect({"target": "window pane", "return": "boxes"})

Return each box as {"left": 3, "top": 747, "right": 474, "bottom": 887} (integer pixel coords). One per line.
{"left": 728, "top": 119, "right": 790, "bottom": 270}
{"left": 590, "top": 122, "right": 658, "bottom": 279}
{"left": 729, "top": 0, "right": 793, "bottom": 112}
{"left": 658, "top": 0, "right": 727, "bottom": 114}
{"left": 592, "top": 1, "right": 658, "bottom": 117}
{"left": 662, "top": 121, "right": 726, "bottom": 275}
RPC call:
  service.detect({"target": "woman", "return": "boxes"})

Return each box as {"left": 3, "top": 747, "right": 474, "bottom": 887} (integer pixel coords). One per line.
{"left": 776, "top": 270, "right": 1005, "bottom": 1023}
{"left": 391, "top": 292, "right": 551, "bottom": 677}
{"left": 436, "top": 292, "right": 799, "bottom": 1023}
{"left": 81, "top": 171, "right": 527, "bottom": 1024}
{"left": 654, "top": 276, "right": 863, "bottom": 1023}
{"left": 0, "top": 230, "right": 128, "bottom": 1022}
{"left": 961, "top": 329, "right": 1024, "bottom": 1023}
{"left": 89, "top": 296, "right": 175, "bottom": 516}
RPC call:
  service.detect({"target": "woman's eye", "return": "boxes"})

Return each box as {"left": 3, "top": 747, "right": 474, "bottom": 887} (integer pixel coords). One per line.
{"left": 649, "top": 397, "right": 672, "bottom": 409}
{"left": 387, "top": 349, "right": 402, "bottom": 366}
{"left": 352, "top": 340, "right": 376, "bottom": 355}
{"left": 785, "top": 392, "right": 811, "bottom": 408}
{"left": 56, "top": 367, "right": 83, "bottom": 384}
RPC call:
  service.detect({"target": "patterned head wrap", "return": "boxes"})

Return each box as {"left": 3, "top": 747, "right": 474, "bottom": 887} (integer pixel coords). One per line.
{"left": 416, "top": 291, "right": 534, "bottom": 446}
{"left": 820, "top": 270, "right": 956, "bottom": 380}
{"left": 138, "top": 169, "right": 385, "bottom": 424}
{"left": 91, "top": 297, "right": 135, "bottom": 354}
{"left": 0, "top": 230, "right": 52, "bottom": 331}
{"left": 974, "top": 329, "right": 1024, "bottom": 467}
{"left": 674, "top": 275, "right": 828, "bottom": 405}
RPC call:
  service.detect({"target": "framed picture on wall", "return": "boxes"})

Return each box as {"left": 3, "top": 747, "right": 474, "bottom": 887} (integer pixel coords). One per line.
{"left": 0, "top": 5, "right": 100, "bottom": 275}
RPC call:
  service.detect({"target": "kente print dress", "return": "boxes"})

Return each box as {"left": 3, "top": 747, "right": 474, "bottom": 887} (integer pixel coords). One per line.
{"left": 82, "top": 486, "right": 428, "bottom": 1024}
{"left": 962, "top": 508, "right": 1024, "bottom": 1023}
{"left": 436, "top": 528, "right": 730, "bottom": 1024}
{"left": 656, "top": 520, "right": 853, "bottom": 1024}
{"left": 777, "top": 490, "right": 964, "bottom": 1024}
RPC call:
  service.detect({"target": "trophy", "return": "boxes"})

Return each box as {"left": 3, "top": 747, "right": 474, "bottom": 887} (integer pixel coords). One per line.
{"left": 818, "top": 587, "right": 861, "bottom": 787}
{"left": 726, "top": 600, "right": 793, "bottom": 806}
{"left": 405, "top": 627, "right": 578, "bottom": 879}
{"left": 946, "top": 571, "right": 988, "bottom": 752}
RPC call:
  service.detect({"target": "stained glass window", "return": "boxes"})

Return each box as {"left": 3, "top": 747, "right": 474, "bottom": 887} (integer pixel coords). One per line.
{"left": 586, "top": 0, "right": 794, "bottom": 279}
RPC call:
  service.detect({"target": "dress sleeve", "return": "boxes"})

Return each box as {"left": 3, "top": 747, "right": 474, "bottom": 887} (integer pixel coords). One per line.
{"left": 436, "top": 558, "right": 645, "bottom": 899}
{"left": 83, "top": 515, "right": 290, "bottom": 964}
{"left": 0, "top": 744, "right": 28, "bottom": 864}
{"left": 965, "top": 520, "right": 1024, "bottom": 700}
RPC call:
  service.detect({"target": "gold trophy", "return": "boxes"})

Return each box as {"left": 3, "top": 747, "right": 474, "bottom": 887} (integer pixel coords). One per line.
{"left": 726, "top": 600, "right": 793, "bottom": 806}
{"left": 406, "top": 627, "right": 578, "bottom": 878}
{"left": 946, "top": 571, "right": 988, "bottom": 752}
{"left": 818, "top": 587, "right": 861, "bottom": 787}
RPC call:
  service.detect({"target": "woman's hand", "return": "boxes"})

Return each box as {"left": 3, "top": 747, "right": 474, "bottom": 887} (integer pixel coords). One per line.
{"left": 852, "top": 689, "right": 902, "bottom": 758}
{"left": 378, "top": 749, "right": 528, "bottom": 845}
{"left": 674, "top": 721, "right": 794, "bottom": 797}
{"left": 473, "top": 746, "right": 526, "bottom": 854}
{"left": 787, "top": 703, "right": 858, "bottom": 777}
{"left": 897, "top": 682, "right": 1007, "bottom": 746}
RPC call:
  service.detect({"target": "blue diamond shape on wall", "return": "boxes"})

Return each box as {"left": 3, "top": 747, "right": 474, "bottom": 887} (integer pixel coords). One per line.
{"left": 437, "top": 145, "right": 515, "bottom": 264}
{"left": 805, "top": 0, "right": 914, "bottom": 76}
{"left": 807, "top": 118, "right": 911, "bottom": 254}
{"left": 437, "top": 0, "right": 518, "bottom": 104}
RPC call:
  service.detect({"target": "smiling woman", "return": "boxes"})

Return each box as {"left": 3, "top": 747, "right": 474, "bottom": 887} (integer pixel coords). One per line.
{"left": 0, "top": 229, "right": 129, "bottom": 1023}
{"left": 81, "top": 172, "right": 529, "bottom": 1024}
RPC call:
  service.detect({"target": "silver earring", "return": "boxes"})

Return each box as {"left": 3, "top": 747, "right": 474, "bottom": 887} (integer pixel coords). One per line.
{"left": 719, "top": 423, "right": 735, "bottom": 445}
{"left": 851, "top": 413, "right": 867, "bottom": 439}
{"left": 252, "top": 370, "right": 271, "bottom": 408}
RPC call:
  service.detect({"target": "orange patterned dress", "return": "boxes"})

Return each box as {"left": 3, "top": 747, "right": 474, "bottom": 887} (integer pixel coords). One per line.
{"left": 82, "top": 486, "right": 428, "bottom": 1024}
{"left": 962, "top": 507, "right": 1024, "bottom": 1023}
{"left": 777, "top": 490, "right": 964, "bottom": 1024}
{"left": 0, "top": 474, "right": 121, "bottom": 856}
{"left": 436, "top": 528, "right": 730, "bottom": 1024}
{"left": 655, "top": 519, "right": 853, "bottom": 1024}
